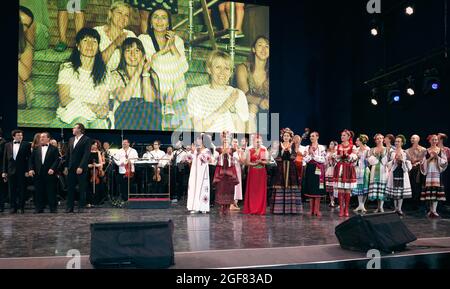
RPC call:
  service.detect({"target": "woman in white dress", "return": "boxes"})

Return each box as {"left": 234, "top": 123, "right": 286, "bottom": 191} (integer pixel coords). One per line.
{"left": 231, "top": 138, "right": 245, "bottom": 210}
{"left": 187, "top": 135, "right": 212, "bottom": 214}
{"left": 386, "top": 135, "right": 412, "bottom": 216}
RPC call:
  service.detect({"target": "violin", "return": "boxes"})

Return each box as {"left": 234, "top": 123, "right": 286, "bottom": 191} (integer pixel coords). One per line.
{"left": 153, "top": 167, "right": 162, "bottom": 182}
{"left": 90, "top": 162, "right": 101, "bottom": 185}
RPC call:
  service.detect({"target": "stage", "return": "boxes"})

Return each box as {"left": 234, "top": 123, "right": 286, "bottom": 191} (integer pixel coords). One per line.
{"left": 0, "top": 201, "right": 450, "bottom": 269}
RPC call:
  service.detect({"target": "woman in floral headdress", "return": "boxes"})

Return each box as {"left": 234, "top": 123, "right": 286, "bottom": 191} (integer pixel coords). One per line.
{"left": 270, "top": 128, "right": 302, "bottom": 214}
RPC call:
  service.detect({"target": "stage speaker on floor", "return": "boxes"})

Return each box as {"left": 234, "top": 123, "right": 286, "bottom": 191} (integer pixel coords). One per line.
{"left": 335, "top": 212, "right": 417, "bottom": 253}
{"left": 90, "top": 221, "right": 174, "bottom": 268}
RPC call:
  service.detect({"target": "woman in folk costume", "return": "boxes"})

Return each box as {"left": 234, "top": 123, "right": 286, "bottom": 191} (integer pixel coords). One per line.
{"left": 187, "top": 134, "right": 212, "bottom": 214}
{"left": 420, "top": 134, "right": 448, "bottom": 218}
{"left": 270, "top": 128, "right": 302, "bottom": 214}
{"left": 301, "top": 132, "right": 327, "bottom": 217}
{"left": 213, "top": 131, "right": 240, "bottom": 215}
{"left": 293, "top": 135, "right": 306, "bottom": 186}
{"left": 243, "top": 134, "right": 268, "bottom": 215}
{"left": 333, "top": 129, "right": 358, "bottom": 217}
{"left": 352, "top": 134, "right": 371, "bottom": 213}
{"left": 325, "top": 141, "right": 338, "bottom": 207}
{"left": 231, "top": 138, "right": 245, "bottom": 211}
{"left": 385, "top": 135, "right": 412, "bottom": 216}
{"left": 368, "top": 133, "right": 389, "bottom": 213}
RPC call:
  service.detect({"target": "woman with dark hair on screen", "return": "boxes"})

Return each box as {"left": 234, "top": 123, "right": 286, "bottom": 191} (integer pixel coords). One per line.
{"left": 236, "top": 36, "right": 269, "bottom": 133}
{"left": 385, "top": 135, "right": 412, "bottom": 216}
{"left": 420, "top": 134, "right": 448, "bottom": 218}
{"left": 18, "top": 6, "right": 35, "bottom": 109}
{"left": 111, "top": 37, "right": 161, "bottom": 130}
{"left": 301, "top": 132, "right": 327, "bottom": 217}
{"left": 333, "top": 129, "right": 357, "bottom": 217}
{"left": 54, "top": 28, "right": 110, "bottom": 129}
{"left": 138, "top": 7, "right": 191, "bottom": 130}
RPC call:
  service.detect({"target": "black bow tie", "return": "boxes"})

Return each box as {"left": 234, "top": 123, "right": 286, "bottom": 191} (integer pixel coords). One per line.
{"left": 42, "top": 144, "right": 49, "bottom": 147}
{"left": 13, "top": 141, "right": 20, "bottom": 144}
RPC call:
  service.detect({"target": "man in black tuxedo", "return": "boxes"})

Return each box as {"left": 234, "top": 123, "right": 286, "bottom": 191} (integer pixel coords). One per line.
{"left": 2, "top": 129, "right": 31, "bottom": 214}
{"left": 28, "top": 132, "right": 60, "bottom": 213}
{"left": 64, "top": 123, "right": 91, "bottom": 213}
{"left": 0, "top": 128, "right": 7, "bottom": 212}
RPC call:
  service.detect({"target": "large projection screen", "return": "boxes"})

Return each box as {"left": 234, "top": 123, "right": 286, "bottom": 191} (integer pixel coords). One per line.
{"left": 18, "top": 0, "right": 269, "bottom": 133}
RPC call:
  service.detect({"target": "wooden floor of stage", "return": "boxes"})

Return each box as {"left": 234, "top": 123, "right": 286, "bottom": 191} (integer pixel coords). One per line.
{"left": 1, "top": 201, "right": 450, "bottom": 268}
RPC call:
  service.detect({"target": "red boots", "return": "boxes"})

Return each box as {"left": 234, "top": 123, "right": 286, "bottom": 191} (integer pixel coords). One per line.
{"left": 344, "top": 193, "right": 351, "bottom": 217}
{"left": 338, "top": 193, "right": 351, "bottom": 217}
{"left": 338, "top": 193, "right": 345, "bottom": 217}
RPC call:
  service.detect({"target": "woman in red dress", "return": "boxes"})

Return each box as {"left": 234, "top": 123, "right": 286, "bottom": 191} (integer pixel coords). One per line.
{"left": 243, "top": 134, "right": 268, "bottom": 215}
{"left": 333, "top": 129, "right": 358, "bottom": 217}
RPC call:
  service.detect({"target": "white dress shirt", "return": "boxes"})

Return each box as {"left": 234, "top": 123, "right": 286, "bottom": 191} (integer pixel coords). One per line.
{"left": 114, "top": 147, "right": 138, "bottom": 174}
{"left": 13, "top": 142, "right": 20, "bottom": 160}
{"left": 73, "top": 134, "right": 84, "bottom": 148}
{"left": 41, "top": 145, "right": 49, "bottom": 164}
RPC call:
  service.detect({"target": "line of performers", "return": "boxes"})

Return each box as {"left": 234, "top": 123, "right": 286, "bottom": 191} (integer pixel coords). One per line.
{"left": 1, "top": 124, "right": 448, "bottom": 218}
{"left": 185, "top": 129, "right": 449, "bottom": 218}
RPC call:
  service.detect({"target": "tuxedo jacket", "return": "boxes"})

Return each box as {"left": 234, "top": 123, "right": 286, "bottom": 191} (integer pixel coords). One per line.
{"left": 65, "top": 135, "right": 92, "bottom": 171}
{"left": 29, "top": 145, "right": 60, "bottom": 175}
{"left": 2, "top": 141, "right": 31, "bottom": 175}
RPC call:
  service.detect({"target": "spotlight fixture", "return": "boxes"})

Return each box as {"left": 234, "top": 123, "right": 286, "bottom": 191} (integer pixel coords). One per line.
{"left": 423, "top": 68, "right": 440, "bottom": 95}
{"left": 405, "top": 76, "right": 415, "bottom": 96}
{"left": 370, "top": 88, "right": 380, "bottom": 106}
{"left": 405, "top": 6, "right": 414, "bottom": 15}
{"left": 370, "top": 18, "right": 380, "bottom": 37}
{"left": 387, "top": 83, "right": 401, "bottom": 104}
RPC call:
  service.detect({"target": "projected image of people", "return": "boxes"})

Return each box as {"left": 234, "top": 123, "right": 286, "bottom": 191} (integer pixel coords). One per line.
{"left": 17, "top": 0, "right": 269, "bottom": 133}
{"left": 187, "top": 50, "right": 249, "bottom": 133}
{"left": 53, "top": 28, "right": 111, "bottom": 129}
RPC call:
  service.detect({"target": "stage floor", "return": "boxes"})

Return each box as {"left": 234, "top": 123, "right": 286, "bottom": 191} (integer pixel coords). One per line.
{"left": 1, "top": 201, "right": 450, "bottom": 261}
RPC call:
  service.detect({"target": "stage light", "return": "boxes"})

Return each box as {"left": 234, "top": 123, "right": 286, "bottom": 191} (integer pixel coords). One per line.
{"left": 370, "top": 88, "right": 380, "bottom": 106}
{"left": 405, "top": 76, "right": 415, "bottom": 96}
{"left": 423, "top": 68, "right": 440, "bottom": 95}
{"left": 387, "top": 83, "right": 401, "bottom": 104}
{"left": 405, "top": 6, "right": 414, "bottom": 15}
{"left": 370, "top": 18, "right": 380, "bottom": 37}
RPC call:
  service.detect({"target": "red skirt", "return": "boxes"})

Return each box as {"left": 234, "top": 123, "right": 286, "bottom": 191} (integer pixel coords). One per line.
{"left": 243, "top": 166, "right": 267, "bottom": 215}
{"left": 333, "top": 162, "right": 357, "bottom": 189}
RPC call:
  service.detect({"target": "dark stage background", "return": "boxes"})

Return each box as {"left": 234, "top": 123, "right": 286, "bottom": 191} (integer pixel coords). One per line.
{"left": 2, "top": 0, "right": 449, "bottom": 147}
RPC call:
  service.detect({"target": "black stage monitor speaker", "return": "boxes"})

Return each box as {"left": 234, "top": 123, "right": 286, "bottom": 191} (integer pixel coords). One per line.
{"left": 90, "top": 221, "right": 174, "bottom": 268}
{"left": 335, "top": 212, "right": 417, "bottom": 253}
